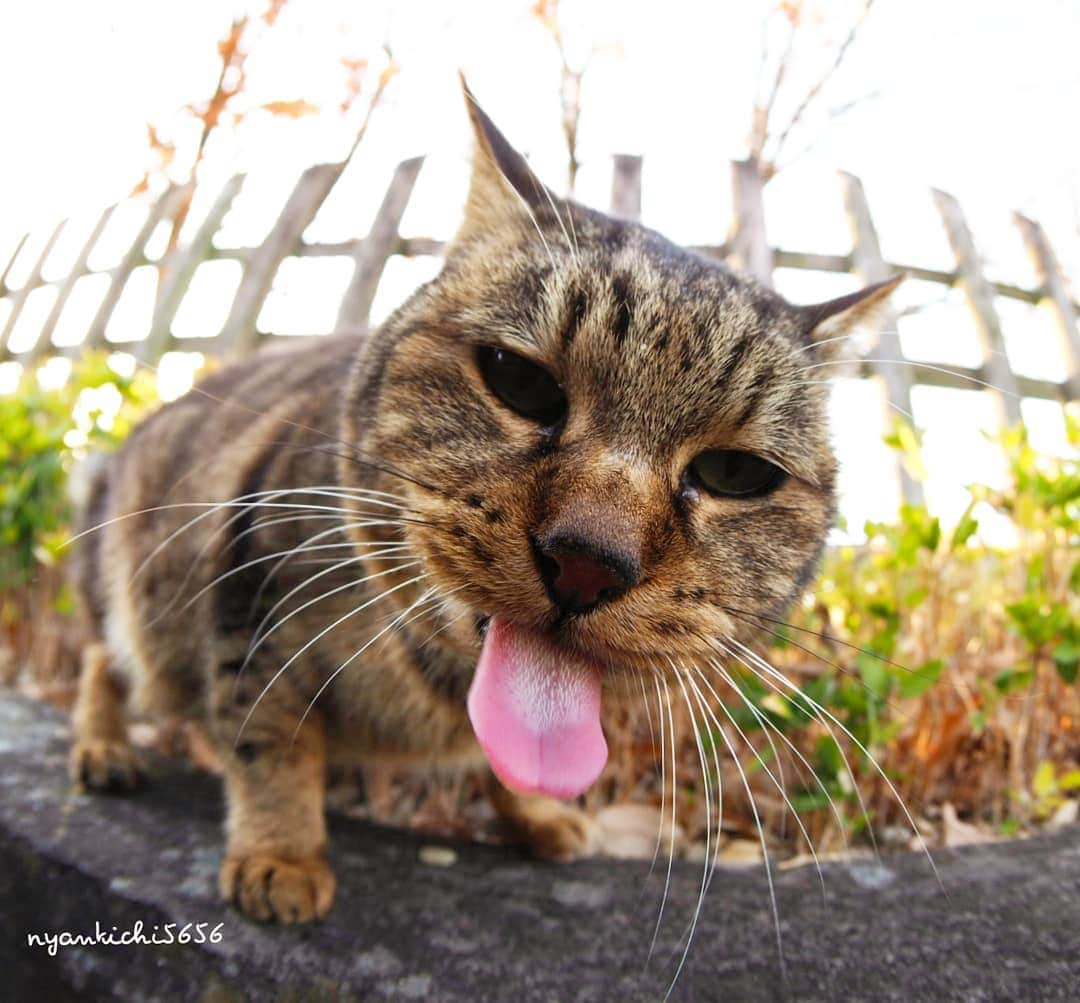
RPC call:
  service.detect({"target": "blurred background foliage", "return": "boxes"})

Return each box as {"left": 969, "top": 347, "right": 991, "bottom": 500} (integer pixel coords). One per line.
{"left": 0, "top": 354, "right": 158, "bottom": 691}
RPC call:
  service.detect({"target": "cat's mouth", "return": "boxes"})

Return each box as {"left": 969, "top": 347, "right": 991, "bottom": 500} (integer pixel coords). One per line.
{"left": 466, "top": 615, "right": 608, "bottom": 799}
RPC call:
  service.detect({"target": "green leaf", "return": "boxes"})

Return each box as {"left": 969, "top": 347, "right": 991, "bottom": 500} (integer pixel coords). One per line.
{"left": 951, "top": 505, "right": 979, "bottom": 548}
{"left": 903, "top": 586, "right": 929, "bottom": 609}
{"left": 744, "top": 744, "right": 776, "bottom": 774}
{"left": 856, "top": 652, "right": 891, "bottom": 701}
{"left": 899, "top": 659, "right": 944, "bottom": 699}
{"left": 1032, "top": 761, "right": 1057, "bottom": 798}
{"left": 1058, "top": 770, "right": 1080, "bottom": 791}
{"left": 994, "top": 668, "right": 1034, "bottom": 695}
{"left": 1052, "top": 641, "right": 1079, "bottom": 683}
{"left": 791, "top": 789, "right": 832, "bottom": 813}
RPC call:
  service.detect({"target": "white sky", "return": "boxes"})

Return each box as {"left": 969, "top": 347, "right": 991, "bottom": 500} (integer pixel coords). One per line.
{"left": 1, "top": 0, "right": 1078, "bottom": 538}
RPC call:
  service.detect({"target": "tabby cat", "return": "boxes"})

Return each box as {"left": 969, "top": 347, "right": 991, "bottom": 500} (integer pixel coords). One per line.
{"left": 70, "top": 84, "right": 900, "bottom": 924}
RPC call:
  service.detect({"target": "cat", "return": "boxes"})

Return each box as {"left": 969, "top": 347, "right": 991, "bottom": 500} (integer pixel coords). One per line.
{"left": 69, "top": 82, "right": 900, "bottom": 925}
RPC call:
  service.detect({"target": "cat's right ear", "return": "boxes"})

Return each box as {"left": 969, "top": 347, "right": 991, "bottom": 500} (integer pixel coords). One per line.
{"left": 454, "top": 75, "right": 559, "bottom": 244}
{"left": 797, "top": 274, "right": 905, "bottom": 356}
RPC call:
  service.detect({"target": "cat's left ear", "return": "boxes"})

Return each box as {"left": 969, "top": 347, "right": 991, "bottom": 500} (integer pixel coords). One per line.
{"left": 455, "top": 74, "right": 561, "bottom": 243}
{"left": 797, "top": 274, "right": 905, "bottom": 354}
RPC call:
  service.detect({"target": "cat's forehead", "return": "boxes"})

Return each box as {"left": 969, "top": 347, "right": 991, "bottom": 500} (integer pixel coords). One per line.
{"left": 500, "top": 224, "right": 818, "bottom": 461}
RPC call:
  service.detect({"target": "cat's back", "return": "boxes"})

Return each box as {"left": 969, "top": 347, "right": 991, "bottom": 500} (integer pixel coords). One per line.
{"left": 74, "top": 335, "right": 363, "bottom": 712}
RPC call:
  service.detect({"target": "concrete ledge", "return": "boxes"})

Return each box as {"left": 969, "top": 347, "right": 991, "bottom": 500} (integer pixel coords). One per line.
{"left": 2, "top": 689, "right": 1078, "bottom": 1001}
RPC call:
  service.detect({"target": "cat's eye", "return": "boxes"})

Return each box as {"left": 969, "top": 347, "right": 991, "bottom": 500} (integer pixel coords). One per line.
{"left": 476, "top": 346, "right": 566, "bottom": 426}
{"left": 687, "top": 449, "right": 786, "bottom": 498}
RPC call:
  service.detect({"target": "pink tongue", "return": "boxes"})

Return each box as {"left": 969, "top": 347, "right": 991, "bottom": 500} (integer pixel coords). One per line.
{"left": 467, "top": 617, "right": 608, "bottom": 799}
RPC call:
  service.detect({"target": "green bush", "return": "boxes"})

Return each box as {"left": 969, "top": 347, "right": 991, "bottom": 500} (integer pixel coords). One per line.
{"left": 0, "top": 354, "right": 157, "bottom": 591}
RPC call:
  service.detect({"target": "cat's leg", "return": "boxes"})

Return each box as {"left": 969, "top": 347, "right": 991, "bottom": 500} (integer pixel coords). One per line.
{"left": 69, "top": 642, "right": 141, "bottom": 791}
{"left": 489, "top": 779, "right": 597, "bottom": 861}
{"left": 211, "top": 669, "right": 335, "bottom": 924}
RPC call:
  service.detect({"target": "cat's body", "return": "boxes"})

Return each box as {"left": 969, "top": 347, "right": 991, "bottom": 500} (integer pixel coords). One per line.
{"left": 70, "top": 88, "right": 898, "bottom": 923}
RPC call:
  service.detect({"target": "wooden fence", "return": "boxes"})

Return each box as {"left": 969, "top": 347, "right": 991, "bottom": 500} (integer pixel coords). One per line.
{"left": 1, "top": 153, "right": 1078, "bottom": 503}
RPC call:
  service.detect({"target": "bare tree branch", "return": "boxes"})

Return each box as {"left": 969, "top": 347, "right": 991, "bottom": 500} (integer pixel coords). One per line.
{"left": 532, "top": 0, "right": 598, "bottom": 195}
{"left": 773, "top": 87, "right": 882, "bottom": 173}
{"left": 766, "top": 0, "right": 877, "bottom": 168}
{"left": 747, "top": 5, "right": 802, "bottom": 162}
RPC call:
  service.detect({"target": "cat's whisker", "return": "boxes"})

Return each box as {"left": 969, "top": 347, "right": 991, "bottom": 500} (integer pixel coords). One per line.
{"left": 234, "top": 572, "right": 429, "bottom": 748}
{"left": 794, "top": 326, "right": 1018, "bottom": 364}
{"left": 162, "top": 522, "right": 421, "bottom": 621}
{"left": 687, "top": 670, "right": 725, "bottom": 890}
{"left": 143, "top": 491, "right": 372, "bottom": 627}
{"left": 367, "top": 583, "right": 467, "bottom": 654}
{"left": 692, "top": 654, "right": 788, "bottom": 987}
{"left": 661, "top": 661, "right": 714, "bottom": 1002}
{"left": 634, "top": 669, "right": 666, "bottom": 893}
{"left": 708, "top": 645, "right": 846, "bottom": 856}
{"left": 510, "top": 185, "right": 561, "bottom": 277}
{"left": 245, "top": 514, "right": 417, "bottom": 621}
{"left": 631, "top": 670, "right": 669, "bottom": 923}
{"left": 646, "top": 673, "right": 679, "bottom": 969}
{"left": 65, "top": 493, "right": 327, "bottom": 549}
{"left": 149, "top": 502, "right": 394, "bottom": 625}
{"left": 66, "top": 481, "right": 415, "bottom": 550}
{"left": 239, "top": 556, "right": 422, "bottom": 678}
{"left": 883, "top": 398, "right": 916, "bottom": 421}
{"left": 411, "top": 595, "right": 472, "bottom": 649}
{"left": 531, "top": 173, "right": 580, "bottom": 265}
{"left": 126, "top": 496, "right": 409, "bottom": 586}
{"left": 705, "top": 648, "right": 789, "bottom": 842}
{"left": 719, "top": 602, "right": 951, "bottom": 711}
{"left": 247, "top": 536, "right": 415, "bottom": 643}
{"left": 229, "top": 549, "right": 412, "bottom": 703}
{"left": 724, "top": 636, "right": 943, "bottom": 891}
{"left": 800, "top": 357, "right": 1025, "bottom": 400}
{"left": 712, "top": 635, "right": 877, "bottom": 847}
{"left": 188, "top": 485, "right": 415, "bottom": 607}
{"left": 699, "top": 657, "right": 828, "bottom": 902}
{"left": 290, "top": 584, "right": 444, "bottom": 743}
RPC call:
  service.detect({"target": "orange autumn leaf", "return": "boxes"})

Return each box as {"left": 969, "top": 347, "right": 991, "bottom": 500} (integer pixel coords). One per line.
{"left": 261, "top": 98, "right": 320, "bottom": 119}
{"left": 377, "top": 60, "right": 400, "bottom": 90}
{"left": 262, "top": 0, "right": 289, "bottom": 27}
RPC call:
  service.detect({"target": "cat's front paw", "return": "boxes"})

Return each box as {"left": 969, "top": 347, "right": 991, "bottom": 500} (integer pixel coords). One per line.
{"left": 494, "top": 789, "right": 598, "bottom": 861}
{"left": 69, "top": 739, "right": 142, "bottom": 792}
{"left": 523, "top": 804, "right": 596, "bottom": 861}
{"left": 219, "top": 853, "right": 336, "bottom": 924}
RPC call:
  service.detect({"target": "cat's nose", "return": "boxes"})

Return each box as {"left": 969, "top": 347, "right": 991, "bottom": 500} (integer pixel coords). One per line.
{"left": 534, "top": 531, "right": 641, "bottom": 615}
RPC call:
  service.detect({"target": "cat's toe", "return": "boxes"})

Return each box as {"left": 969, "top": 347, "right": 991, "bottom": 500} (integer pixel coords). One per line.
{"left": 220, "top": 853, "right": 336, "bottom": 924}
{"left": 519, "top": 802, "right": 598, "bottom": 861}
{"left": 70, "top": 739, "right": 142, "bottom": 792}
